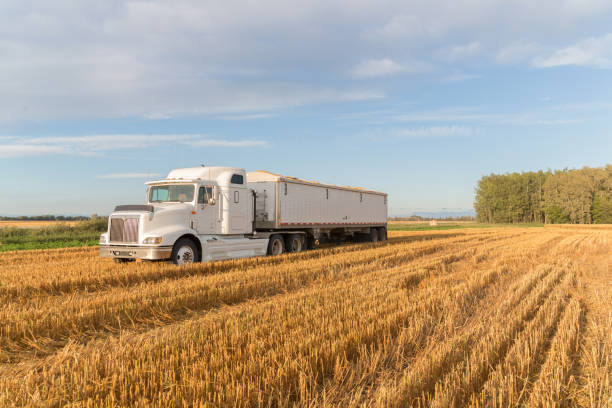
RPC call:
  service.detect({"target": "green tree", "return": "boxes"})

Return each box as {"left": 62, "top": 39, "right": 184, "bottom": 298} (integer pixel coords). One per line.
{"left": 592, "top": 196, "right": 612, "bottom": 223}
{"left": 475, "top": 165, "right": 610, "bottom": 224}
{"left": 545, "top": 205, "right": 570, "bottom": 224}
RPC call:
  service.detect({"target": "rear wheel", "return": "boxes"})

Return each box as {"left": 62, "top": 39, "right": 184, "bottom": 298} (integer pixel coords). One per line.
{"left": 378, "top": 227, "right": 387, "bottom": 241}
{"left": 267, "top": 234, "right": 285, "bottom": 256}
{"left": 369, "top": 228, "right": 379, "bottom": 242}
{"left": 285, "top": 234, "right": 303, "bottom": 253}
{"left": 171, "top": 238, "right": 198, "bottom": 265}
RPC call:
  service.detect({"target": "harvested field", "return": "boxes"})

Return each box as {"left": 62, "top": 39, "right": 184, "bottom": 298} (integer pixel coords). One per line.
{"left": 0, "top": 227, "right": 610, "bottom": 407}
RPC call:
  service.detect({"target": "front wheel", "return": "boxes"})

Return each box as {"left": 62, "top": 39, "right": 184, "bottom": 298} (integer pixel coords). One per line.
{"left": 171, "top": 238, "right": 198, "bottom": 265}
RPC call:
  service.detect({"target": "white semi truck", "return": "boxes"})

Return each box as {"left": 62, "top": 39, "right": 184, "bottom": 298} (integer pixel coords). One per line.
{"left": 100, "top": 166, "right": 388, "bottom": 264}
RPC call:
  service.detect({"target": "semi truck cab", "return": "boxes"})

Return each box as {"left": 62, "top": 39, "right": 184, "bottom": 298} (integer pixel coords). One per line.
{"left": 100, "top": 166, "right": 268, "bottom": 264}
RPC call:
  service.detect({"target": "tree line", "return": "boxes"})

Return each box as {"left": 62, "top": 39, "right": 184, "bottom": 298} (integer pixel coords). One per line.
{"left": 474, "top": 165, "right": 612, "bottom": 224}
{"left": 389, "top": 215, "right": 475, "bottom": 222}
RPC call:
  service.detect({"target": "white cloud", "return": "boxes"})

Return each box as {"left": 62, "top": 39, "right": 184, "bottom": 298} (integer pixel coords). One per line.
{"left": 350, "top": 58, "right": 405, "bottom": 78}
{"left": 371, "top": 14, "right": 439, "bottom": 40}
{"left": 1, "top": 1, "right": 612, "bottom": 122}
{"left": 560, "top": 0, "right": 611, "bottom": 17}
{"left": 350, "top": 58, "right": 431, "bottom": 78}
{"left": 355, "top": 105, "right": 586, "bottom": 141}
{"left": 496, "top": 42, "right": 540, "bottom": 64}
{"left": 25, "top": 134, "right": 194, "bottom": 150}
{"left": 0, "top": 134, "right": 268, "bottom": 158}
{"left": 392, "top": 108, "right": 584, "bottom": 125}
{"left": 437, "top": 42, "right": 483, "bottom": 62}
{"left": 533, "top": 33, "right": 612, "bottom": 68}
{"left": 97, "top": 173, "right": 161, "bottom": 179}
{"left": 394, "top": 109, "right": 491, "bottom": 122}
{"left": 0, "top": 144, "right": 69, "bottom": 158}
{"left": 360, "top": 125, "right": 474, "bottom": 141}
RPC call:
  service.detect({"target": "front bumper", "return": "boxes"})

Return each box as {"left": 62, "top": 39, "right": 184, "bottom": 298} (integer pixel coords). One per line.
{"left": 100, "top": 244, "right": 173, "bottom": 260}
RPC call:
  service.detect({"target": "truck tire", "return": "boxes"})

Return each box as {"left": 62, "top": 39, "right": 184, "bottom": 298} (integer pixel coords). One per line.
{"left": 267, "top": 234, "right": 285, "bottom": 256}
{"left": 369, "top": 228, "right": 379, "bottom": 242}
{"left": 171, "top": 238, "right": 198, "bottom": 265}
{"left": 378, "top": 227, "right": 387, "bottom": 241}
{"left": 285, "top": 234, "right": 303, "bottom": 253}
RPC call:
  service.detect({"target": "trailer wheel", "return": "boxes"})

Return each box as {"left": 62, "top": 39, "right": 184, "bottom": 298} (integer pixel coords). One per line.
{"left": 286, "top": 234, "right": 303, "bottom": 253}
{"left": 171, "top": 238, "right": 198, "bottom": 265}
{"left": 369, "top": 228, "right": 379, "bottom": 242}
{"left": 378, "top": 227, "right": 387, "bottom": 241}
{"left": 267, "top": 234, "right": 285, "bottom": 256}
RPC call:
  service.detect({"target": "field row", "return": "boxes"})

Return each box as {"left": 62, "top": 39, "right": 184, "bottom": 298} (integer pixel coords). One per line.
{"left": 0, "top": 230, "right": 531, "bottom": 362}
{"left": 0, "top": 227, "right": 609, "bottom": 407}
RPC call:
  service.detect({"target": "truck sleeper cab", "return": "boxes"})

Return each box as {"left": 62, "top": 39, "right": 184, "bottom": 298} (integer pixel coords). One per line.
{"left": 100, "top": 166, "right": 388, "bottom": 264}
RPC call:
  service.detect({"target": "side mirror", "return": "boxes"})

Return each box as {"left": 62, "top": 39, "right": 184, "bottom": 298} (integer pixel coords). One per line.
{"left": 208, "top": 198, "right": 216, "bottom": 205}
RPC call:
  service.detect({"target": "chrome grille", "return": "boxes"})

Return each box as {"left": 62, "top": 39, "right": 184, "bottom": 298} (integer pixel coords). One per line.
{"left": 110, "top": 217, "right": 139, "bottom": 243}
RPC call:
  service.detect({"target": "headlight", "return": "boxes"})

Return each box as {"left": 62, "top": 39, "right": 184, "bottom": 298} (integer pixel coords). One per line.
{"left": 143, "top": 237, "right": 162, "bottom": 244}
{"left": 100, "top": 234, "right": 107, "bottom": 244}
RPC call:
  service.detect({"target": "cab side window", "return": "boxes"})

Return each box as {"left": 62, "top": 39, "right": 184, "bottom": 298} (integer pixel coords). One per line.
{"left": 230, "top": 174, "right": 244, "bottom": 184}
{"left": 198, "top": 186, "right": 214, "bottom": 204}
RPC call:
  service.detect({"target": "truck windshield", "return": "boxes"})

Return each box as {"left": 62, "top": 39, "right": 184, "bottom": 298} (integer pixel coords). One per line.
{"left": 149, "top": 184, "right": 195, "bottom": 203}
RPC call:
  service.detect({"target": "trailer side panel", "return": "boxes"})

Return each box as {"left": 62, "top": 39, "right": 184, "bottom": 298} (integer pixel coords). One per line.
{"left": 247, "top": 172, "right": 387, "bottom": 230}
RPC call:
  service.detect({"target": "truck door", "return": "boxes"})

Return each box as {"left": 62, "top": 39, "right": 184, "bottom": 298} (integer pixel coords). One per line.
{"left": 196, "top": 186, "right": 216, "bottom": 234}
{"left": 231, "top": 188, "right": 250, "bottom": 232}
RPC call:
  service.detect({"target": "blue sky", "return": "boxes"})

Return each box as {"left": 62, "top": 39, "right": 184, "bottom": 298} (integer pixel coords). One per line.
{"left": 1, "top": 1, "right": 611, "bottom": 216}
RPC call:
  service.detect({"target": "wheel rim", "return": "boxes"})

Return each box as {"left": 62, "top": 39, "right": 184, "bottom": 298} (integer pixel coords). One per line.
{"left": 292, "top": 238, "right": 301, "bottom": 252}
{"left": 271, "top": 238, "right": 283, "bottom": 255}
{"left": 176, "top": 245, "right": 195, "bottom": 264}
